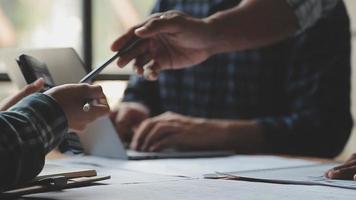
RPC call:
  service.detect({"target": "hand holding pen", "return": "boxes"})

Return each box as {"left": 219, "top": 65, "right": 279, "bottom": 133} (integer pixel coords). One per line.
{"left": 79, "top": 37, "right": 143, "bottom": 112}
{"left": 80, "top": 9, "right": 218, "bottom": 111}
{"left": 111, "top": 11, "right": 217, "bottom": 80}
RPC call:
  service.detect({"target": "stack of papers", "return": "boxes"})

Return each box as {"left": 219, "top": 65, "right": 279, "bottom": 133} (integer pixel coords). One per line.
{"left": 205, "top": 163, "right": 356, "bottom": 190}
{"left": 7, "top": 155, "right": 356, "bottom": 199}
{"left": 48, "top": 155, "right": 317, "bottom": 177}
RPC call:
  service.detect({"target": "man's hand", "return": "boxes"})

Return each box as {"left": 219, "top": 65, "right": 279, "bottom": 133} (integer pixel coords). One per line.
{"left": 326, "top": 154, "right": 356, "bottom": 180}
{"left": 130, "top": 112, "right": 231, "bottom": 152}
{"left": 45, "top": 84, "right": 110, "bottom": 131}
{"left": 111, "top": 11, "right": 216, "bottom": 80}
{"left": 110, "top": 102, "right": 149, "bottom": 142}
{"left": 111, "top": 0, "right": 298, "bottom": 80}
{"left": 0, "top": 78, "right": 44, "bottom": 111}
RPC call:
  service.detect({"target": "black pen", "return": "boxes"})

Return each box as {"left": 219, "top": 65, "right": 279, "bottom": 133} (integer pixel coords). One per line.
{"left": 79, "top": 38, "right": 143, "bottom": 83}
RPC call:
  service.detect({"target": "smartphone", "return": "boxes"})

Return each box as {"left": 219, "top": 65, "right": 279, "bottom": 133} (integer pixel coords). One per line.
{"left": 16, "top": 54, "right": 55, "bottom": 91}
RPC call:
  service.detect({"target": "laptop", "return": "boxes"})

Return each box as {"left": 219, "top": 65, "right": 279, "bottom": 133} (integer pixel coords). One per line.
{"left": 1, "top": 47, "right": 235, "bottom": 160}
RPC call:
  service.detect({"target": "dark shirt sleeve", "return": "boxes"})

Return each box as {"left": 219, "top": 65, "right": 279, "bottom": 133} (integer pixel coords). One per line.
{"left": 258, "top": 2, "right": 353, "bottom": 158}
{"left": 286, "top": 0, "right": 340, "bottom": 34}
{"left": 123, "top": 75, "right": 162, "bottom": 116}
{"left": 258, "top": 55, "right": 353, "bottom": 157}
{"left": 0, "top": 93, "right": 68, "bottom": 191}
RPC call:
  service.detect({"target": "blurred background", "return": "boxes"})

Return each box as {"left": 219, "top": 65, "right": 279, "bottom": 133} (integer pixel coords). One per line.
{"left": 0, "top": 0, "right": 155, "bottom": 105}
{"left": 0, "top": 0, "right": 355, "bottom": 159}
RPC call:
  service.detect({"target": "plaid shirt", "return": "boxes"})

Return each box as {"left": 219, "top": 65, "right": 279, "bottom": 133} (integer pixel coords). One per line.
{"left": 123, "top": 0, "right": 353, "bottom": 157}
{"left": 286, "top": 0, "right": 340, "bottom": 34}
{"left": 0, "top": 93, "right": 67, "bottom": 190}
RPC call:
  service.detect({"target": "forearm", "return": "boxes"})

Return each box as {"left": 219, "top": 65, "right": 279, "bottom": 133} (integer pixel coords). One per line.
{"left": 0, "top": 93, "right": 68, "bottom": 190}
{"left": 201, "top": 118, "right": 268, "bottom": 153}
{"left": 203, "top": 0, "right": 298, "bottom": 54}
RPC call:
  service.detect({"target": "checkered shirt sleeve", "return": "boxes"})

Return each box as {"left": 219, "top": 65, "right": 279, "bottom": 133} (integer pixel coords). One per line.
{"left": 0, "top": 93, "right": 68, "bottom": 190}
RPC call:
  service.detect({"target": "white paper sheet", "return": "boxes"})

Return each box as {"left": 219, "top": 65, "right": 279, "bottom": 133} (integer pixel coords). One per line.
{"left": 213, "top": 163, "right": 356, "bottom": 190}
{"left": 45, "top": 160, "right": 189, "bottom": 185}
{"left": 31, "top": 156, "right": 354, "bottom": 200}
{"left": 27, "top": 179, "right": 356, "bottom": 200}
{"left": 47, "top": 155, "right": 316, "bottom": 178}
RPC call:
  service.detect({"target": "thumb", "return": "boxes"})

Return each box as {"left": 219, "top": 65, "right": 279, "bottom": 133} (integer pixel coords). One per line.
{"left": 23, "top": 78, "right": 45, "bottom": 95}
{"left": 89, "top": 104, "right": 110, "bottom": 119}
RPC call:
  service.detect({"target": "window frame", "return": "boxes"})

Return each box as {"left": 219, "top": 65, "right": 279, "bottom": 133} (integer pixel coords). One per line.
{"left": 81, "top": 0, "right": 130, "bottom": 81}
{"left": 0, "top": 0, "right": 133, "bottom": 81}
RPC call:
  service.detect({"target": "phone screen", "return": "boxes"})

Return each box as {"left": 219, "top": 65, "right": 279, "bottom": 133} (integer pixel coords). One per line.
{"left": 16, "top": 54, "right": 55, "bottom": 91}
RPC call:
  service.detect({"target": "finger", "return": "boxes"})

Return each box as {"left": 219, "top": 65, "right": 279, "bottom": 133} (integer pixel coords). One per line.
{"left": 328, "top": 166, "right": 356, "bottom": 180}
{"left": 86, "top": 85, "right": 106, "bottom": 99}
{"left": 111, "top": 26, "right": 140, "bottom": 52}
{"left": 149, "top": 136, "right": 174, "bottom": 152}
{"left": 354, "top": 174, "right": 356, "bottom": 181}
{"left": 325, "top": 170, "right": 331, "bottom": 178}
{"left": 332, "top": 160, "right": 356, "bottom": 171}
{"left": 98, "top": 97, "right": 109, "bottom": 106}
{"left": 143, "top": 60, "right": 161, "bottom": 81}
{"left": 134, "top": 65, "right": 145, "bottom": 76}
{"left": 88, "top": 104, "right": 110, "bottom": 119}
{"left": 111, "top": 13, "right": 163, "bottom": 51}
{"left": 22, "top": 78, "right": 45, "bottom": 95}
{"left": 116, "top": 41, "right": 150, "bottom": 68}
{"left": 141, "top": 122, "right": 176, "bottom": 151}
{"left": 135, "top": 16, "right": 181, "bottom": 38}
{"left": 134, "top": 54, "right": 151, "bottom": 75}
{"left": 134, "top": 53, "right": 151, "bottom": 67}
{"left": 130, "top": 118, "right": 156, "bottom": 151}
{"left": 116, "top": 110, "right": 135, "bottom": 140}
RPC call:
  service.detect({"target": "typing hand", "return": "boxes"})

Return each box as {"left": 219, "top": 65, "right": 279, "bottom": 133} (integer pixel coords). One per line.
{"left": 0, "top": 78, "right": 44, "bottom": 111}
{"left": 325, "top": 154, "right": 356, "bottom": 180}
{"left": 110, "top": 102, "right": 149, "bottom": 142}
{"left": 130, "top": 112, "right": 228, "bottom": 152}
{"left": 111, "top": 11, "right": 216, "bottom": 80}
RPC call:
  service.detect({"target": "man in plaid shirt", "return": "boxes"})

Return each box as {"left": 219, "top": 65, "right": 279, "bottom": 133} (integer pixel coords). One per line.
{"left": 111, "top": 0, "right": 352, "bottom": 158}
{"left": 0, "top": 79, "right": 109, "bottom": 190}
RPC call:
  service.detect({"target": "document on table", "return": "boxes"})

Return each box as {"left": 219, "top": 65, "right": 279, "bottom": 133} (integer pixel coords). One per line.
{"left": 47, "top": 155, "right": 317, "bottom": 178}
{"left": 45, "top": 159, "right": 190, "bottom": 185}
{"left": 205, "top": 163, "right": 356, "bottom": 190}
{"left": 28, "top": 179, "right": 356, "bottom": 200}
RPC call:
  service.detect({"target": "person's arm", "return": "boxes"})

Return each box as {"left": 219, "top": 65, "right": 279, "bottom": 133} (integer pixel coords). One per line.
{"left": 132, "top": 0, "right": 352, "bottom": 154}
{"left": 112, "top": 0, "right": 340, "bottom": 76}
{"left": 257, "top": 0, "right": 352, "bottom": 158}
{"left": 0, "top": 84, "right": 110, "bottom": 191}
{"left": 0, "top": 93, "right": 67, "bottom": 190}
{"left": 202, "top": 0, "right": 298, "bottom": 54}
{"left": 205, "top": 0, "right": 340, "bottom": 54}
{"left": 0, "top": 78, "right": 44, "bottom": 111}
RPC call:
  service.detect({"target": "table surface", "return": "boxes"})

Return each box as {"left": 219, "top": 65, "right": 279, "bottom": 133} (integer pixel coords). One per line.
{"left": 33, "top": 151, "right": 356, "bottom": 200}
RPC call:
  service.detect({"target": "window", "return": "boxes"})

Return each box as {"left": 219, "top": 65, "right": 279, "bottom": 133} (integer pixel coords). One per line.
{"left": 0, "top": 0, "right": 155, "bottom": 79}
{"left": 92, "top": 0, "right": 155, "bottom": 76}
{"left": 0, "top": 0, "right": 83, "bottom": 75}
